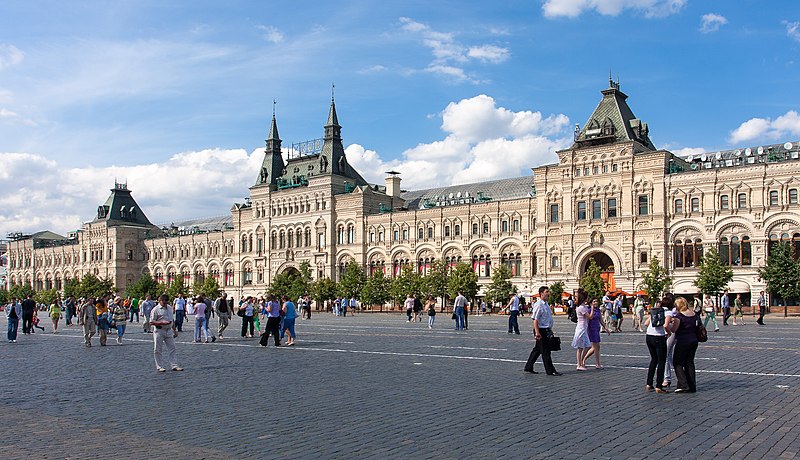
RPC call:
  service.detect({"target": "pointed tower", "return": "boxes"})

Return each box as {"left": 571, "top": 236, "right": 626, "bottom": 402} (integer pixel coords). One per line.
{"left": 256, "top": 106, "right": 286, "bottom": 186}
{"left": 321, "top": 91, "right": 347, "bottom": 176}
{"left": 573, "top": 79, "right": 656, "bottom": 151}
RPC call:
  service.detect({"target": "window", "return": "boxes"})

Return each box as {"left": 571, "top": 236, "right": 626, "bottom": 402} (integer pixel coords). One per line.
{"left": 720, "top": 195, "right": 729, "bottom": 209}
{"left": 403, "top": 229, "right": 408, "bottom": 240}
{"left": 483, "top": 222, "right": 489, "bottom": 234}
{"left": 369, "top": 232, "right": 375, "bottom": 243}
{"left": 472, "top": 223, "right": 479, "bottom": 235}
{"left": 584, "top": 167, "right": 589, "bottom": 176}
{"left": 551, "top": 256, "right": 560, "bottom": 270}
{"left": 393, "top": 230, "right": 399, "bottom": 241}
{"left": 719, "top": 236, "right": 751, "bottom": 266}
{"left": 575, "top": 168, "right": 581, "bottom": 176}
{"left": 612, "top": 164, "right": 618, "bottom": 172}
{"left": 592, "top": 200, "right": 602, "bottom": 219}
{"left": 418, "top": 228, "right": 424, "bottom": 239}
{"left": 444, "top": 226, "right": 450, "bottom": 237}
{"left": 347, "top": 226, "right": 355, "bottom": 244}
{"left": 127, "top": 250, "right": 133, "bottom": 261}
{"left": 593, "top": 166, "right": 599, "bottom": 174}
{"left": 639, "top": 252, "right": 648, "bottom": 264}
{"left": 790, "top": 189, "right": 798, "bottom": 204}
{"left": 603, "top": 165, "right": 608, "bottom": 173}
{"left": 501, "top": 220, "right": 508, "bottom": 232}
{"left": 454, "top": 225, "right": 461, "bottom": 236}
{"left": 607, "top": 198, "right": 617, "bottom": 218}
{"left": 550, "top": 204, "right": 559, "bottom": 223}
{"left": 638, "top": 195, "right": 649, "bottom": 216}
{"left": 673, "top": 239, "right": 703, "bottom": 268}
{"left": 674, "top": 199, "right": 683, "bottom": 214}
{"left": 577, "top": 201, "right": 587, "bottom": 221}
{"left": 770, "top": 190, "right": 779, "bottom": 206}
{"left": 691, "top": 197, "right": 700, "bottom": 212}
{"left": 738, "top": 193, "right": 747, "bottom": 209}
{"left": 428, "top": 227, "right": 434, "bottom": 238}
{"left": 513, "top": 219, "right": 520, "bottom": 231}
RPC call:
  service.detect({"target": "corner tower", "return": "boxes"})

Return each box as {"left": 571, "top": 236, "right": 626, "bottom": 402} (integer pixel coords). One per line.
{"left": 256, "top": 106, "right": 286, "bottom": 186}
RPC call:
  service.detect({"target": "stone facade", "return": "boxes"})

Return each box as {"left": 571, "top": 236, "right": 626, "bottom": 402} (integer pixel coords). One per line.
{"left": 6, "top": 84, "right": 800, "bottom": 306}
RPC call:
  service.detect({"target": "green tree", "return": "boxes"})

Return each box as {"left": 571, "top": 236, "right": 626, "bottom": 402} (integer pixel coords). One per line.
{"left": 693, "top": 247, "right": 733, "bottom": 298}
{"left": 126, "top": 273, "right": 161, "bottom": 299}
{"left": 758, "top": 241, "right": 800, "bottom": 306}
{"left": 192, "top": 276, "right": 221, "bottom": 299}
{"left": 0, "top": 289, "right": 7, "bottom": 305}
{"left": 268, "top": 271, "right": 299, "bottom": 300}
{"left": 638, "top": 257, "right": 672, "bottom": 303}
{"left": 338, "top": 261, "right": 367, "bottom": 299}
{"left": 309, "top": 276, "right": 337, "bottom": 311}
{"left": 360, "top": 270, "right": 392, "bottom": 311}
{"left": 165, "top": 276, "right": 187, "bottom": 301}
{"left": 548, "top": 281, "right": 565, "bottom": 306}
{"left": 62, "top": 277, "right": 81, "bottom": 299}
{"left": 34, "top": 288, "right": 59, "bottom": 306}
{"left": 9, "top": 284, "right": 34, "bottom": 300}
{"left": 447, "top": 262, "right": 479, "bottom": 304}
{"left": 485, "top": 264, "right": 517, "bottom": 306}
{"left": 78, "top": 273, "right": 115, "bottom": 299}
{"left": 295, "top": 261, "right": 313, "bottom": 297}
{"left": 579, "top": 258, "right": 606, "bottom": 302}
{"left": 423, "top": 259, "right": 449, "bottom": 304}
{"left": 390, "top": 265, "right": 424, "bottom": 306}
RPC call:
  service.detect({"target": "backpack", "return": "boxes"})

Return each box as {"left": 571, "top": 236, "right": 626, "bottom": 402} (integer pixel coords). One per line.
{"left": 651, "top": 307, "right": 665, "bottom": 328}
{"left": 567, "top": 304, "right": 578, "bottom": 323}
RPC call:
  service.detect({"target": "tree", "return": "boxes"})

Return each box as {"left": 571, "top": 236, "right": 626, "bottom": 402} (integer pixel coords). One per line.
{"left": 78, "top": 273, "right": 115, "bottom": 299}
{"left": 758, "top": 241, "right": 800, "bottom": 306}
{"left": 447, "top": 262, "right": 479, "bottom": 304}
{"left": 0, "top": 289, "right": 7, "bottom": 305}
{"left": 62, "top": 278, "right": 81, "bottom": 299}
{"left": 693, "top": 247, "right": 733, "bottom": 298}
{"left": 295, "top": 261, "right": 313, "bottom": 298}
{"left": 360, "top": 270, "right": 392, "bottom": 311}
{"left": 390, "top": 265, "right": 425, "bottom": 307}
{"left": 485, "top": 264, "right": 517, "bottom": 307}
{"left": 9, "top": 284, "right": 34, "bottom": 300}
{"left": 268, "top": 271, "right": 299, "bottom": 301}
{"left": 638, "top": 257, "right": 672, "bottom": 303}
{"left": 165, "top": 276, "right": 187, "bottom": 301}
{"left": 338, "top": 261, "right": 367, "bottom": 299}
{"left": 548, "top": 281, "right": 565, "bottom": 307}
{"left": 126, "top": 273, "right": 162, "bottom": 299}
{"left": 580, "top": 259, "right": 606, "bottom": 302}
{"left": 423, "top": 259, "right": 449, "bottom": 305}
{"left": 192, "top": 276, "right": 221, "bottom": 299}
{"left": 34, "top": 288, "right": 59, "bottom": 306}
{"left": 309, "top": 276, "right": 337, "bottom": 311}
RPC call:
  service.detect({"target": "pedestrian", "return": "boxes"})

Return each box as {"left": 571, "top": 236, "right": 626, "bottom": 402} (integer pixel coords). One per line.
{"left": 141, "top": 294, "right": 155, "bottom": 333}
{"left": 130, "top": 297, "right": 140, "bottom": 323}
{"left": 633, "top": 294, "right": 645, "bottom": 332}
{"left": 79, "top": 298, "right": 97, "bottom": 347}
{"left": 571, "top": 289, "right": 591, "bottom": 371}
{"left": 523, "top": 286, "right": 559, "bottom": 376}
{"left": 602, "top": 291, "right": 613, "bottom": 326}
{"left": 20, "top": 294, "right": 35, "bottom": 335}
{"left": 480, "top": 299, "right": 487, "bottom": 316}
{"left": 733, "top": 294, "right": 745, "bottom": 325}
{"left": 111, "top": 297, "right": 128, "bottom": 344}
{"left": 661, "top": 293, "right": 677, "bottom": 389}
{"left": 203, "top": 295, "right": 216, "bottom": 342}
{"left": 150, "top": 294, "right": 183, "bottom": 372}
{"left": 64, "top": 296, "right": 76, "bottom": 326}
{"left": 280, "top": 295, "right": 297, "bottom": 346}
{"left": 240, "top": 296, "right": 255, "bottom": 338}
{"left": 757, "top": 291, "right": 766, "bottom": 325}
{"left": 193, "top": 295, "right": 210, "bottom": 343}
{"left": 612, "top": 295, "right": 624, "bottom": 332}
{"left": 259, "top": 294, "right": 282, "bottom": 347}
{"left": 426, "top": 296, "right": 436, "bottom": 328}
{"left": 506, "top": 292, "right": 521, "bottom": 335}
{"left": 173, "top": 293, "right": 187, "bottom": 332}
{"left": 6, "top": 297, "right": 21, "bottom": 343}
{"left": 342, "top": 296, "right": 349, "bottom": 317}
{"left": 721, "top": 290, "right": 731, "bottom": 326}
{"left": 49, "top": 299, "right": 62, "bottom": 334}
{"left": 644, "top": 297, "right": 669, "bottom": 393}
{"left": 582, "top": 297, "right": 611, "bottom": 369}
{"left": 215, "top": 293, "right": 230, "bottom": 339}
{"left": 412, "top": 296, "right": 422, "bottom": 322}
{"left": 302, "top": 295, "right": 312, "bottom": 320}
{"left": 453, "top": 292, "right": 467, "bottom": 331}
{"left": 255, "top": 297, "right": 266, "bottom": 335}
{"left": 702, "top": 295, "right": 719, "bottom": 332}
{"left": 404, "top": 294, "right": 414, "bottom": 322}
{"left": 669, "top": 297, "right": 699, "bottom": 393}
{"left": 96, "top": 298, "right": 110, "bottom": 346}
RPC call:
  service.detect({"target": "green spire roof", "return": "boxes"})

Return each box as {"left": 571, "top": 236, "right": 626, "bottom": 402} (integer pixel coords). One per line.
{"left": 573, "top": 80, "right": 656, "bottom": 151}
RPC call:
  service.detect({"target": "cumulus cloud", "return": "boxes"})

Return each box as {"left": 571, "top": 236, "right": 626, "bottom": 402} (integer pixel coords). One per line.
{"left": 0, "top": 148, "right": 262, "bottom": 237}
{"left": 786, "top": 21, "right": 800, "bottom": 43}
{"left": 0, "top": 44, "right": 24, "bottom": 70}
{"left": 543, "top": 0, "right": 686, "bottom": 19}
{"left": 399, "top": 17, "right": 510, "bottom": 83}
{"left": 346, "top": 94, "right": 571, "bottom": 189}
{"left": 700, "top": 13, "right": 728, "bottom": 33}
{"left": 671, "top": 147, "right": 706, "bottom": 158}
{"left": 257, "top": 25, "right": 285, "bottom": 43}
{"left": 729, "top": 111, "right": 800, "bottom": 144}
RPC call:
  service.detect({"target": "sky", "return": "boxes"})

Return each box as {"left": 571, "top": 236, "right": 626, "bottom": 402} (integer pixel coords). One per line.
{"left": 1, "top": 0, "right": 799, "bottom": 237}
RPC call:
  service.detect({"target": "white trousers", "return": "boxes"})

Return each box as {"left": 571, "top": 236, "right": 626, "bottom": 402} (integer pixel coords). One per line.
{"left": 153, "top": 328, "right": 178, "bottom": 370}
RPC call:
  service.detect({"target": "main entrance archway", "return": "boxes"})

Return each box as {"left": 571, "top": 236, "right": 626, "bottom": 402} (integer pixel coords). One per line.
{"left": 582, "top": 252, "right": 616, "bottom": 291}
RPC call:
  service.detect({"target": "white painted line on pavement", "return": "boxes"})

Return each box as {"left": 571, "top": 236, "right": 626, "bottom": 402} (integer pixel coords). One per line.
{"left": 428, "top": 345, "right": 508, "bottom": 351}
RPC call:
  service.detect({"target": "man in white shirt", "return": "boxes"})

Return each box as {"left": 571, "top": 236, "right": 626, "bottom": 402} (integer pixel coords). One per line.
{"left": 453, "top": 292, "right": 468, "bottom": 331}
{"left": 506, "top": 292, "right": 520, "bottom": 335}
{"left": 523, "top": 286, "right": 560, "bottom": 376}
{"left": 173, "top": 293, "right": 187, "bottom": 332}
{"left": 151, "top": 294, "right": 183, "bottom": 372}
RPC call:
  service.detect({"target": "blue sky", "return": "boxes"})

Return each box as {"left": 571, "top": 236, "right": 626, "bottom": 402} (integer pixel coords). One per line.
{"left": 1, "top": 0, "right": 799, "bottom": 236}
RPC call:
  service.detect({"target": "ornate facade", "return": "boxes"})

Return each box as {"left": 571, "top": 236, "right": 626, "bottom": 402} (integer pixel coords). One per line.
{"left": 7, "top": 83, "right": 800, "bottom": 306}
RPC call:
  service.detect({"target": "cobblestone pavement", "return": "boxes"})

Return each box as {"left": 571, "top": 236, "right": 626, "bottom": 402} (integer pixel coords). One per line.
{"left": 2, "top": 311, "right": 799, "bottom": 459}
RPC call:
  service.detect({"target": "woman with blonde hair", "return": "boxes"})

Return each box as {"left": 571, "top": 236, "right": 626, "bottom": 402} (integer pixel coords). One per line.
{"left": 570, "top": 289, "right": 591, "bottom": 371}
{"left": 669, "top": 296, "right": 700, "bottom": 393}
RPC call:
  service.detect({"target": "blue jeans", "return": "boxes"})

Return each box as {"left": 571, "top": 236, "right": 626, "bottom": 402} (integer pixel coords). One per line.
{"left": 508, "top": 310, "right": 520, "bottom": 334}
{"left": 7, "top": 318, "right": 19, "bottom": 341}
{"left": 454, "top": 307, "right": 465, "bottom": 330}
{"left": 280, "top": 318, "right": 296, "bottom": 339}
{"left": 175, "top": 310, "right": 186, "bottom": 331}
{"left": 194, "top": 316, "right": 207, "bottom": 341}
{"left": 116, "top": 323, "right": 126, "bottom": 338}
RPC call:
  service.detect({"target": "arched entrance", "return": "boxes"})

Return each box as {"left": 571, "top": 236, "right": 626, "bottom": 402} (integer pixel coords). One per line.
{"left": 280, "top": 266, "right": 300, "bottom": 277}
{"left": 582, "top": 252, "right": 616, "bottom": 291}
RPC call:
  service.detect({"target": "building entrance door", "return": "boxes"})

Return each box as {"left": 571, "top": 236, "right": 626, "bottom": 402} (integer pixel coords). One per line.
{"left": 583, "top": 252, "right": 616, "bottom": 291}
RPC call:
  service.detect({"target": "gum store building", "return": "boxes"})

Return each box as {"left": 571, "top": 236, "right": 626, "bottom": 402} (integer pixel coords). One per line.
{"left": 7, "top": 83, "right": 800, "bottom": 306}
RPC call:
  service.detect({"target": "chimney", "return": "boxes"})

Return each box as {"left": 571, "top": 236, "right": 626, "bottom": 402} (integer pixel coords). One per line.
{"left": 385, "top": 171, "right": 401, "bottom": 198}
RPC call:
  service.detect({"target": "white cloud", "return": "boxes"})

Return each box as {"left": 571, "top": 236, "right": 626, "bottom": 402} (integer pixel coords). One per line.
{"left": 671, "top": 147, "right": 706, "bottom": 158}
{"left": 729, "top": 111, "right": 800, "bottom": 144}
{"left": 257, "top": 25, "right": 285, "bottom": 44}
{"left": 786, "top": 21, "right": 800, "bottom": 43}
{"left": 0, "top": 108, "right": 37, "bottom": 126}
{"left": 358, "top": 64, "right": 388, "bottom": 74}
{"left": 700, "top": 13, "right": 728, "bottom": 33}
{"left": 0, "top": 44, "right": 24, "bottom": 70}
{"left": 467, "top": 45, "right": 510, "bottom": 63}
{"left": 543, "top": 0, "right": 686, "bottom": 19}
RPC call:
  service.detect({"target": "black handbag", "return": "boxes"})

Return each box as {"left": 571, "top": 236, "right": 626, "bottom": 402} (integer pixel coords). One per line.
{"left": 696, "top": 316, "right": 708, "bottom": 343}
{"left": 550, "top": 334, "right": 561, "bottom": 351}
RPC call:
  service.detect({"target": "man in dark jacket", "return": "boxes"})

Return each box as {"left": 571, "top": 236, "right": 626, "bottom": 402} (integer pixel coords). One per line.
{"left": 21, "top": 294, "right": 36, "bottom": 334}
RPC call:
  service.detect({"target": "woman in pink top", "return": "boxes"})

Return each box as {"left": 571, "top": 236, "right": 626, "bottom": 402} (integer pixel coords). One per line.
{"left": 193, "top": 295, "right": 209, "bottom": 343}
{"left": 570, "top": 289, "right": 592, "bottom": 371}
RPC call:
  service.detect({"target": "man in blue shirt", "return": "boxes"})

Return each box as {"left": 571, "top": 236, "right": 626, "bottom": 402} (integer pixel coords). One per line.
{"left": 721, "top": 290, "right": 731, "bottom": 326}
{"left": 506, "top": 293, "right": 520, "bottom": 335}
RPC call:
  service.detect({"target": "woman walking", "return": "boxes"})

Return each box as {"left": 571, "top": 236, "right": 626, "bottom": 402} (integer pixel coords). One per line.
{"left": 426, "top": 296, "right": 437, "bottom": 329}
{"left": 240, "top": 296, "right": 255, "bottom": 338}
{"left": 669, "top": 297, "right": 700, "bottom": 393}
{"left": 280, "top": 296, "right": 297, "bottom": 346}
{"left": 96, "top": 298, "right": 110, "bottom": 346}
{"left": 111, "top": 297, "right": 128, "bottom": 344}
{"left": 582, "top": 298, "right": 611, "bottom": 369}
{"left": 733, "top": 294, "right": 745, "bottom": 325}
{"left": 570, "top": 289, "right": 591, "bottom": 371}
{"left": 644, "top": 298, "right": 669, "bottom": 393}
{"left": 259, "top": 294, "right": 282, "bottom": 347}
{"left": 49, "top": 299, "right": 62, "bottom": 334}
{"left": 193, "top": 295, "right": 209, "bottom": 343}
{"left": 702, "top": 295, "right": 719, "bottom": 332}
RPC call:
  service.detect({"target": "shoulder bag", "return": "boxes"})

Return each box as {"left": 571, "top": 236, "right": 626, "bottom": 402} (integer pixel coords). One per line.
{"left": 695, "top": 315, "right": 708, "bottom": 343}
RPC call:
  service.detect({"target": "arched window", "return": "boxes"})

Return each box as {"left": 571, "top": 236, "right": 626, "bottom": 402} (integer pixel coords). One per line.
{"left": 737, "top": 193, "right": 747, "bottom": 209}
{"left": 271, "top": 232, "right": 277, "bottom": 250}
{"left": 242, "top": 263, "right": 253, "bottom": 285}
{"left": 287, "top": 230, "right": 294, "bottom": 248}
{"left": 501, "top": 252, "right": 522, "bottom": 277}
{"left": 691, "top": 197, "right": 700, "bottom": 212}
{"left": 347, "top": 225, "right": 355, "bottom": 244}
{"left": 770, "top": 190, "right": 779, "bottom": 206}
{"left": 789, "top": 189, "right": 798, "bottom": 205}
{"left": 719, "top": 234, "right": 751, "bottom": 266}
{"left": 279, "top": 231, "right": 285, "bottom": 249}
{"left": 673, "top": 238, "right": 703, "bottom": 268}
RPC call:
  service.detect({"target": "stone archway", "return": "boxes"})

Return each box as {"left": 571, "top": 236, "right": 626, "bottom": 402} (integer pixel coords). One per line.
{"left": 581, "top": 251, "right": 616, "bottom": 291}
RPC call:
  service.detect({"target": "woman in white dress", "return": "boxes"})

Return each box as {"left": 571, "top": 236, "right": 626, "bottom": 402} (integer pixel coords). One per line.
{"left": 571, "top": 289, "right": 592, "bottom": 371}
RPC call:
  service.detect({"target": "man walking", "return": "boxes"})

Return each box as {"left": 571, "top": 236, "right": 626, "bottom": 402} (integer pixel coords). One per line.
{"left": 141, "top": 294, "right": 155, "bottom": 333}
{"left": 721, "top": 290, "right": 731, "bottom": 326}
{"left": 215, "top": 293, "right": 230, "bottom": 339}
{"left": 20, "top": 294, "right": 36, "bottom": 335}
{"left": 173, "top": 293, "right": 187, "bottom": 332}
{"left": 151, "top": 294, "right": 183, "bottom": 372}
{"left": 524, "top": 286, "right": 560, "bottom": 376}
{"left": 506, "top": 292, "right": 520, "bottom": 335}
{"left": 79, "top": 297, "right": 97, "bottom": 347}
{"left": 6, "top": 297, "right": 21, "bottom": 343}
{"left": 64, "top": 296, "right": 76, "bottom": 326}
{"left": 757, "top": 291, "right": 767, "bottom": 325}
{"left": 453, "top": 292, "right": 467, "bottom": 331}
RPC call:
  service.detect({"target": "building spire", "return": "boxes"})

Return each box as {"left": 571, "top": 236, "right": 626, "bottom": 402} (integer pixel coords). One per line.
{"left": 266, "top": 100, "right": 281, "bottom": 153}
{"left": 326, "top": 84, "right": 340, "bottom": 129}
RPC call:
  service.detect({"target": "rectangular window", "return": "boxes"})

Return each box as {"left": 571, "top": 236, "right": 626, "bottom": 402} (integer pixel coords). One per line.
{"left": 592, "top": 200, "right": 601, "bottom": 219}
{"left": 603, "top": 165, "right": 608, "bottom": 173}
{"left": 403, "top": 229, "right": 408, "bottom": 240}
{"left": 607, "top": 198, "right": 617, "bottom": 218}
{"left": 593, "top": 166, "right": 599, "bottom": 174}
{"left": 584, "top": 167, "right": 589, "bottom": 176}
{"left": 674, "top": 199, "right": 683, "bottom": 214}
{"left": 472, "top": 223, "right": 478, "bottom": 235}
{"left": 638, "top": 195, "right": 649, "bottom": 216}
{"left": 428, "top": 227, "right": 434, "bottom": 238}
{"left": 640, "top": 252, "right": 648, "bottom": 264}
{"left": 444, "top": 226, "right": 450, "bottom": 237}
{"left": 691, "top": 197, "right": 699, "bottom": 212}
{"left": 720, "top": 194, "right": 729, "bottom": 209}
{"left": 483, "top": 222, "right": 489, "bottom": 234}
{"left": 790, "top": 189, "right": 799, "bottom": 204}
{"left": 612, "top": 164, "right": 618, "bottom": 172}
{"left": 551, "top": 256, "right": 560, "bottom": 269}
{"left": 513, "top": 220, "right": 520, "bottom": 231}
{"left": 454, "top": 225, "right": 461, "bottom": 236}
{"left": 738, "top": 193, "right": 747, "bottom": 209}
{"left": 577, "top": 201, "right": 586, "bottom": 221}
{"left": 575, "top": 168, "right": 581, "bottom": 176}
{"left": 550, "top": 204, "right": 559, "bottom": 223}
{"left": 369, "top": 232, "right": 374, "bottom": 243}
{"left": 770, "top": 190, "right": 779, "bottom": 206}
{"left": 393, "top": 230, "right": 399, "bottom": 241}
{"left": 418, "top": 228, "right": 424, "bottom": 239}
{"left": 501, "top": 220, "right": 508, "bottom": 232}
{"left": 378, "top": 232, "right": 383, "bottom": 242}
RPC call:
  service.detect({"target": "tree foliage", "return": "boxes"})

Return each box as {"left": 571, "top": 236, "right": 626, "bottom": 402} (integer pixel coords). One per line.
{"left": 126, "top": 273, "right": 162, "bottom": 299}
{"left": 548, "top": 281, "right": 565, "bottom": 306}
{"left": 77, "top": 273, "right": 116, "bottom": 299}
{"left": 390, "top": 265, "right": 424, "bottom": 304}
{"left": 485, "top": 264, "right": 516, "bottom": 306}
{"left": 579, "top": 259, "right": 606, "bottom": 302}
{"left": 360, "top": 270, "right": 392, "bottom": 310}
{"left": 338, "top": 261, "right": 366, "bottom": 299}
{"left": 447, "top": 262, "right": 479, "bottom": 302}
{"left": 309, "top": 276, "right": 337, "bottom": 309}
{"left": 62, "top": 278, "right": 81, "bottom": 300}
{"left": 192, "top": 276, "right": 221, "bottom": 299}
{"left": 165, "top": 276, "right": 187, "bottom": 301}
{"left": 758, "top": 241, "right": 800, "bottom": 304}
{"left": 9, "top": 284, "right": 34, "bottom": 301}
{"left": 693, "top": 247, "right": 733, "bottom": 296}
{"left": 423, "top": 259, "right": 449, "bottom": 303}
{"left": 639, "top": 256, "right": 672, "bottom": 303}
{"left": 34, "top": 288, "right": 59, "bottom": 306}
